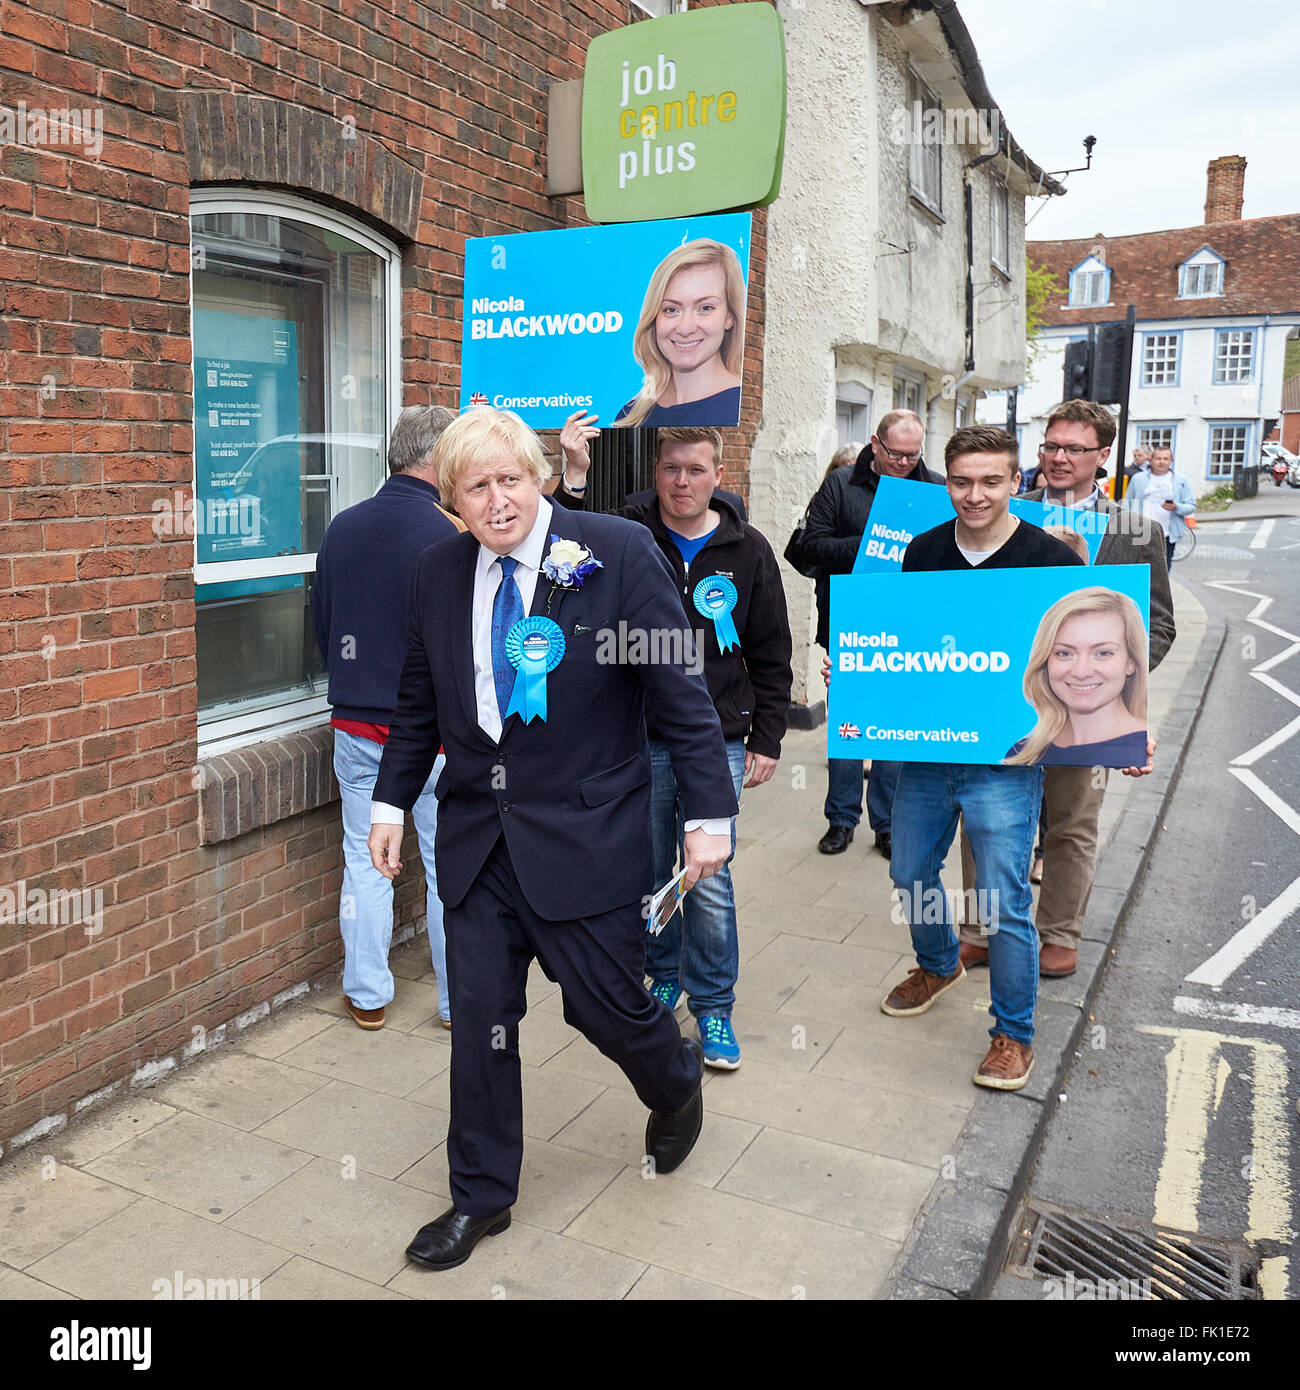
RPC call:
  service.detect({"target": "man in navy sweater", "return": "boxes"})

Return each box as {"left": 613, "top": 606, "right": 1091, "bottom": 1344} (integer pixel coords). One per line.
{"left": 312, "top": 405, "right": 462, "bottom": 1030}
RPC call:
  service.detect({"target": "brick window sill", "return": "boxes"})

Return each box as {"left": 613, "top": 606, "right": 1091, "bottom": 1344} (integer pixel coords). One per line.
{"left": 196, "top": 724, "right": 338, "bottom": 845}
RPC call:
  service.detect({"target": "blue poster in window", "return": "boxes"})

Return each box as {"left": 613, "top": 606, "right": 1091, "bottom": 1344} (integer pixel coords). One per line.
{"left": 193, "top": 311, "right": 302, "bottom": 569}
{"left": 852, "top": 475, "right": 1110, "bottom": 573}
{"left": 459, "top": 212, "right": 751, "bottom": 428}
{"left": 827, "top": 565, "right": 1151, "bottom": 768}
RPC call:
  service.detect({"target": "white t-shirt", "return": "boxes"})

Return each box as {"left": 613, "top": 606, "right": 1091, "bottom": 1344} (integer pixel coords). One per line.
{"left": 1141, "top": 473, "right": 1175, "bottom": 533}
{"left": 956, "top": 543, "right": 994, "bottom": 566}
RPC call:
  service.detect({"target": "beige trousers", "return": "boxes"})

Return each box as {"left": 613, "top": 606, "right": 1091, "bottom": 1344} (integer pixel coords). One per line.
{"left": 959, "top": 764, "right": 1108, "bottom": 949}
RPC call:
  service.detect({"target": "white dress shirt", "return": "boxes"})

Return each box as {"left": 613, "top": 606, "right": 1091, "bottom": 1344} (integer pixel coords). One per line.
{"left": 1043, "top": 481, "right": 1104, "bottom": 510}
{"left": 370, "top": 497, "right": 730, "bottom": 837}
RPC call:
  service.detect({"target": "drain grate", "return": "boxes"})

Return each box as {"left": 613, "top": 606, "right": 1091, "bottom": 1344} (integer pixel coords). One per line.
{"left": 1009, "top": 1203, "right": 1259, "bottom": 1300}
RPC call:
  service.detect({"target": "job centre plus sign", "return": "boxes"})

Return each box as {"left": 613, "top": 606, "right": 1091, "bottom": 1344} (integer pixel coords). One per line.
{"left": 581, "top": 1, "right": 787, "bottom": 224}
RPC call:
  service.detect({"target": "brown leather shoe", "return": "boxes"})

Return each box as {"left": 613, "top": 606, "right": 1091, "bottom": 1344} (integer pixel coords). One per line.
{"left": 974, "top": 1034, "right": 1034, "bottom": 1090}
{"left": 958, "top": 941, "right": 989, "bottom": 969}
{"left": 1039, "top": 944, "right": 1078, "bottom": 978}
{"left": 881, "top": 964, "right": 966, "bottom": 1017}
{"left": 345, "top": 996, "right": 385, "bottom": 1030}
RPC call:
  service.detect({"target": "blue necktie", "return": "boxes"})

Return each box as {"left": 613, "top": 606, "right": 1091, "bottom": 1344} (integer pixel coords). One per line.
{"left": 491, "top": 555, "right": 524, "bottom": 722}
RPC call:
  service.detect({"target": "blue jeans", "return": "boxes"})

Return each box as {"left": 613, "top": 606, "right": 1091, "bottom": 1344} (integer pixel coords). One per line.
{"left": 866, "top": 760, "right": 902, "bottom": 835}
{"left": 645, "top": 737, "right": 746, "bottom": 1018}
{"left": 889, "top": 762, "right": 1043, "bottom": 1044}
{"left": 824, "top": 758, "right": 863, "bottom": 829}
{"left": 333, "top": 729, "right": 448, "bottom": 1018}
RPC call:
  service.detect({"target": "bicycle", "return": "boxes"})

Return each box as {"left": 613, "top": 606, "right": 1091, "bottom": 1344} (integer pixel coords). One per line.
{"left": 1171, "top": 515, "right": 1197, "bottom": 563}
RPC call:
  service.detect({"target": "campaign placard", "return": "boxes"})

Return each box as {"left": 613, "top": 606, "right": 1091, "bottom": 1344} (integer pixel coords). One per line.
{"left": 827, "top": 565, "right": 1151, "bottom": 768}
{"left": 852, "top": 475, "right": 1111, "bottom": 573}
{"left": 459, "top": 212, "right": 751, "bottom": 429}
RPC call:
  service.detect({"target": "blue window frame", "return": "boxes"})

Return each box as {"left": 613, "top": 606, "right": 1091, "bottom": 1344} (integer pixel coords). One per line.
{"left": 1213, "top": 328, "right": 1256, "bottom": 384}
{"left": 1178, "top": 246, "right": 1225, "bottom": 298}
{"left": 1068, "top": 254, "right": 1110, "bottom": 308}
{"left": 1140, "top": 330, "right": 1182, "bottom": 387}
{"left": 1206, "top": 421, "right": 1254, "bottom": 480}
{"left": 1134, "top": 423, "right": 1178, "bottom": 460}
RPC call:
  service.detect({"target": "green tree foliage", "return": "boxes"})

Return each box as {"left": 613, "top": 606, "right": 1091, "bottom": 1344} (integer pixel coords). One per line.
{"left": 1024, "top": 256, "right": 1059, "bottom": 380}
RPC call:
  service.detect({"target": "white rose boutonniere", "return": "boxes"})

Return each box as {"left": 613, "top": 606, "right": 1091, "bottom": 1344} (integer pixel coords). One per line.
{"left": 542, "top": 535, "right": 602, "bottom": 591}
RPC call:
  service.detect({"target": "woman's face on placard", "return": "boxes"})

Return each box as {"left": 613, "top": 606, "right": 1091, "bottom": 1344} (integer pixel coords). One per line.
{"left": 655, "top": 262, "right": 733, "bottom": 374}
{"left": 1046, "top": 611, "right": 1136, "bottom": 718}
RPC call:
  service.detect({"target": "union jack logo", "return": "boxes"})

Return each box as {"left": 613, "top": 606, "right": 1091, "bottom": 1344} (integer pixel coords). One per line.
{"left": 469, "top": 392, "right": 489, "bottom": 406}
{"left": 838, "top": 723, "right": 860, "bottom": 739}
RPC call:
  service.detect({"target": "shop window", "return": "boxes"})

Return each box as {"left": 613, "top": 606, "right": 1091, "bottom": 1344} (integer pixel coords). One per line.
{"left": 190, "top": 191, "right": 399, "bottom": 753}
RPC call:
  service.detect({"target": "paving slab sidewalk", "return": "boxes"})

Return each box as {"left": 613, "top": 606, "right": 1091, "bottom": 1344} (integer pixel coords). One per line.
{"left": 0, "top": 584, "right": 1210, "bottom": 1302}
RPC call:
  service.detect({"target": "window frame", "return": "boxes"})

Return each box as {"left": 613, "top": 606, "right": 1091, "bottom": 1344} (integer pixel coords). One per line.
{"left": 907, "top": 68, "right": 944, "bottom": 217}
{"left": 1067, "top": 254, "right": 1110, "bottom": 308}
{"left": 631, "top": 0, "right": 685, "bottom": 14}
{"left": 1134, "top": 422, "right": 1178, "bottom": 459}
{"left": 1178, "top": 247, "right": 1225, "bottom": 299}
{"left": 1206, "top": 420, "right": 1253, "bottom": 481}
{"left": 1213, "top": 327, "right": 1256, "bottom": 385}
{"left": 189, "top": 188, "right": 403, "bottom": 757}
{"left": 989, "top": 178, "right": 1010, "bottom": 276}
{"left": 1139, "top": 330, "right": 1182, "bottom": 388}
{"left": 892, "top": 367, "right": 926, "bottom": 418}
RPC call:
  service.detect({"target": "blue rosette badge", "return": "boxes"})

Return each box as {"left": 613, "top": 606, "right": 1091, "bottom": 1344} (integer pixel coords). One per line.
{"left": 504, "top": 616, "right": 566, "bottom": 723}
{"left": 693, "top": 575, "right": 740, "bottom": 653}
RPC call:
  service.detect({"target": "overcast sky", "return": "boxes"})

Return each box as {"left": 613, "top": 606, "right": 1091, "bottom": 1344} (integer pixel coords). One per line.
{"left": 956, "top": 0, "right": 1300, "bottom": 243}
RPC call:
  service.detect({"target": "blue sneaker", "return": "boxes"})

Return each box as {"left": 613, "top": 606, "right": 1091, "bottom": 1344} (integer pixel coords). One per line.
{"left": 648, "top": 979, "right": 682, "bottom": 1012}
{"left": 698, "top": 1015, "right": 741, "bottom": 1070}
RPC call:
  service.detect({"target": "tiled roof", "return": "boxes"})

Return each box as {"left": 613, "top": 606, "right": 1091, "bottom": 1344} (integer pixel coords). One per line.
{"left": 1029, "top": 214, "right": 1300, "bottom": 326}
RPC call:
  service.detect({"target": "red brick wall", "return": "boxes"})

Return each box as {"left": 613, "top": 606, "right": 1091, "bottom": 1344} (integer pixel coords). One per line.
{"left": 0, "top": 0, "right": 768, "bottom": 1145}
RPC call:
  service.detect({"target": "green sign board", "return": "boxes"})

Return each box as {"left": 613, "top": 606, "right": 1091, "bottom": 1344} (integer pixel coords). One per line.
{"left": 582, "top": 2, "right": 786, "bottom": 224}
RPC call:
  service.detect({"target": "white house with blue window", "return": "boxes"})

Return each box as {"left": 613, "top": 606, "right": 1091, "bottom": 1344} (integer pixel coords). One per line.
{"left": 983, "top": 163, "right": 1300, "bottom": 499}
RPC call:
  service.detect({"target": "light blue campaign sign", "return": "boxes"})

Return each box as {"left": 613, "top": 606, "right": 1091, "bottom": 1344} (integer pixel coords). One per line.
{"left": 827, "top": 565, "right": 1151, "bottom": 768}
{"left": 459, "top": 212, "right": 751, "bottom": 428}
{"left": 852, "top": 475, "right": 1110, "bottom": 572}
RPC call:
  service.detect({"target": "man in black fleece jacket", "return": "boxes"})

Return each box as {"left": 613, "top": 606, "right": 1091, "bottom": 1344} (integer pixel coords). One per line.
{"left": 556, "top": 423, "right": 793, "bottom": 1069}
{"left": 311, "top": 405, "right": 462, "bottom": 1031}
{"left": 799, "top": 410, "right": 943, "bottom": 860}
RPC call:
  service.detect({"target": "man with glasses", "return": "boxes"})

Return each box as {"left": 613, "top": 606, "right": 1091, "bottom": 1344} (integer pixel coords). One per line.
{"left": 957, "top": 399, "right": 1174, "bottom": 979}
{"left": 800, "top": 409, "right": 942, "bottom": 859}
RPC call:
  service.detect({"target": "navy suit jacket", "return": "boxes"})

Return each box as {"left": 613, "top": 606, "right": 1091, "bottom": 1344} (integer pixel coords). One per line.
{"left": 373, "top": 499, "right": 739, "bottom": 921}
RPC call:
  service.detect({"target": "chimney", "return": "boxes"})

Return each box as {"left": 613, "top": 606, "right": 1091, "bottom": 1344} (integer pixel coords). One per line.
{"left": 1204, "top": 155, "right": 1247, "bottom": 224}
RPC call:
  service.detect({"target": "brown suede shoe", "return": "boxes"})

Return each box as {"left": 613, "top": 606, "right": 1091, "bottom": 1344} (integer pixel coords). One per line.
{"left": 881, "top": 964, "right": 966, "bottom": 1017}
{"left": 345, "top": 997, "right": 385, "bottom": 1030}
{"left": 1039, "top": 944, "right": 1078, "bottom": 978}
{"left": 958, "top": 941, "right": 989, "bottom": 970}
{"left": 974, "top": 1034, "right": 1034, "bottom": 1090}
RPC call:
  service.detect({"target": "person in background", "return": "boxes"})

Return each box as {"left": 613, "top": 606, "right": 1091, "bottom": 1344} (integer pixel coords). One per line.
{"left": 555, "top": 422, "right": 793, "bottom": 1070}
{"left": 312, "top": 405, "right": 463, "bottom": 1031}
{"left": 798, "top": 410, "right": 941, "bottom": 861}
{"left": 1124, "top": 444, "right": 1196, "bottom": 572}
{"left": 1125, "top": 446, "right": 1151, "bottom": 479}
{"left": 822, "top": 443, "right": 860, "bottom": 485}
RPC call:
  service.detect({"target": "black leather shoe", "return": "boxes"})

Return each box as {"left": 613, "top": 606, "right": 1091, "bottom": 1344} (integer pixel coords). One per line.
{"left": 818, "top": 825, "right": 854, "bottom": 854}
{"left": 645, "top": 1039, "right": 704, "bottom": 1175}
{"left": 405, "top": 1205, "right": 511, "bottom": 1271}
{"left": 874, "top": 831, "right": 892, "bottom": 860}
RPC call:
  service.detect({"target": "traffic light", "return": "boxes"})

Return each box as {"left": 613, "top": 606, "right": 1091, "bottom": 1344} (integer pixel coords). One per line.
{"left": 1064, "top": 339, "right": 1091, "bottom": 400}
{"left": 1092, "top": 323, "right": 1128, "bottom": 404}
{"left": 1062, "top": 323, "right": 1129, "bottom": 404}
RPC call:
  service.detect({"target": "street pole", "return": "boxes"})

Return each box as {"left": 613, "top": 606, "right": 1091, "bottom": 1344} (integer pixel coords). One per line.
{"left": 1112, "top": 303, "right": 1138, "bottom": 501}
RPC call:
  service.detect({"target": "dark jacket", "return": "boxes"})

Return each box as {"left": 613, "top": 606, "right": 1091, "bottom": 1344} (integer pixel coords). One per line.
{"left": 372, "top": 503, "right": 738, "bottom": 919}
{"left": 311, "top": 473, "right": 459, "bottom": 723}
{"left": 800, "top": 444, "right": 943, "bottom": 648}
{"left": 619, "top": 495, "right": 792, "bottom": 758}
